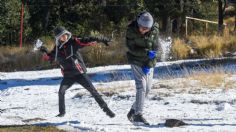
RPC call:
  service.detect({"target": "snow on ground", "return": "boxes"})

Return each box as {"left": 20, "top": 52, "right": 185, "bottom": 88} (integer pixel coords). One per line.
{"left": 1, "top": 63, "right": 236, "bottom": 132}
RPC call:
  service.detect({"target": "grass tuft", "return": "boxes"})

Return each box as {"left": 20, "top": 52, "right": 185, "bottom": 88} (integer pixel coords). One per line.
{"left": 172, "top": 34, "right": 236, "bottom": 59}
{"left": 0, "top": 125, "right": 65, "bottom": 132}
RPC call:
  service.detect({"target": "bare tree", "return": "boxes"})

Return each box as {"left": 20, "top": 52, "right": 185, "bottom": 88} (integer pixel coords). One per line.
{"left": 218, "top": 0, "right": 226, "bottom": 34}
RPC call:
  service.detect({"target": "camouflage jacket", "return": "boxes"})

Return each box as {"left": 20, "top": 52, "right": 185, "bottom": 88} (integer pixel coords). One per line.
{"left": 126, "top": 20, "right": 160, "bottom": 68}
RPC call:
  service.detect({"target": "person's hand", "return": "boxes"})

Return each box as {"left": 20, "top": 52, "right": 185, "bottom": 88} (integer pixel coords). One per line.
{"left": 39, "top": 46, "right": 49, "bottom": 54}
{"left": 148, "top": 51, "right": 157, "bottom": 59}
{"left": 142, "top": 66, "right": 150, "bottom": 75}
{"left": 42, "top": 54, "right": 50, "bottom": 61}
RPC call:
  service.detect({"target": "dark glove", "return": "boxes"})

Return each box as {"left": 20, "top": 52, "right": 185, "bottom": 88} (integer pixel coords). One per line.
{"left": 96, "top": 36, "right": 112, "bottom": 46}
{"left": 81, "top": 36, "right": 112, "bottom": 46}
{"left": 39, "top": 46, "right": 49, "bottom": 54}
{"left": 142, "top": 66, "right": 150, "bottom": 75}
{"left": 148, "top": 51, "right": 157, "bottom": 59}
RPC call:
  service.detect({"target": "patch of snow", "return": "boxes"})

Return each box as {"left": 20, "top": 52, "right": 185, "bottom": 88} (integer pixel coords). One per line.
{"left": 1, "top": 63, "right": 236, "bottom": 131}
{"left": 216, "top": 103, "right": 233, "bottom": 111}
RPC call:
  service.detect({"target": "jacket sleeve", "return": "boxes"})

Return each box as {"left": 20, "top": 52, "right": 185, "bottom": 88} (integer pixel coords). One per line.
{"left": 74, "top": 37, "right": 97, "bottom": 48}
{"left": 42, "top": 46, "right": 56, "bottom": 62}
{"left": 126, "top": 29, "right": 148, "bottom": 57}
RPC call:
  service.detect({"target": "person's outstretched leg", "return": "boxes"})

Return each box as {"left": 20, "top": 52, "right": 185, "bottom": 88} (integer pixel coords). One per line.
{"left": 128, "top": 65, "right": 150, "bottom": 125}
{"left": 57, "top": 77, "right": 74, "bottom": 117}
{"left": 75, "top": 74, "right": 115, "bottom": 118}
{"left": 130, "top": 65, "right": 147, "bottom": 114}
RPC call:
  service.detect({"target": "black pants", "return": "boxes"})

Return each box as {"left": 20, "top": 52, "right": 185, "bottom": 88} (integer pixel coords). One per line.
{"left": 58, "top": 73, "right": 108, "bottom": 114}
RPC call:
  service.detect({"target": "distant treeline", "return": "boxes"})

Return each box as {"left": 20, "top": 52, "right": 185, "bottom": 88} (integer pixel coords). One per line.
{"left": 0, "top": 0, "right": 236, "bottom": 46}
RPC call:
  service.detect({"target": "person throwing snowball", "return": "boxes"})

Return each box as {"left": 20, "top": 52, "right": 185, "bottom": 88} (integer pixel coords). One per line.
{"left": 38, "top": 26, "right": 115, "bottom": 118}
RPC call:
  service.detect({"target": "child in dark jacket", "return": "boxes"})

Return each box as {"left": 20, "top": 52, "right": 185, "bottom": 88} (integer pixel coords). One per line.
{"left": 40, "top": 26, "right": 115, "bottom": 118}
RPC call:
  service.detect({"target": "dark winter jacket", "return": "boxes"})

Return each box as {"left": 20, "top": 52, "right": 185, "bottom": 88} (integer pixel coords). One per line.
{"left": 41, "top": 36, "right": 108, "bottom": 77}
{"left": 126, "top": 20, "right": 160, "bottom": 68}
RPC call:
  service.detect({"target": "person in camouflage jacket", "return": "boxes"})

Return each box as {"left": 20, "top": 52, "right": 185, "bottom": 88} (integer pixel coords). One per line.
{"left": 126, "top": 11, "right": 160, "bottom": 125}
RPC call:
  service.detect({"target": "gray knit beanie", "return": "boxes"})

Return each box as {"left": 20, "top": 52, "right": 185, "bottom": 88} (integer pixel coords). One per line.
{"left": 137, "top": 12, "right": 154, "bottom": 28}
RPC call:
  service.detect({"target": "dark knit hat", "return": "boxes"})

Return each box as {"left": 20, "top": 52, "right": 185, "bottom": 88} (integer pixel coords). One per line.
{"left": 53, "top": 26, "right": 72, "bottom": 61}
{"left": 54, "top": 26, "right": 67, "bottom": 38}
{"left": 53, "top": 26, "right": 72, "bottom": 47}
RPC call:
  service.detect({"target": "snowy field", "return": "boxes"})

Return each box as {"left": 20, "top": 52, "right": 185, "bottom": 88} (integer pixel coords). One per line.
{"left": 1, "top": 61, "right": 236, "bottom": 132}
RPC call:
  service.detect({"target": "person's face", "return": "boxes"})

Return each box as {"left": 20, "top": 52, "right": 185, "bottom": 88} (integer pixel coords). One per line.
{"left": 59, "top": 34, "right": 68, "bottom": 42}
{"left": 138, "top": 26, "right": 151, "bottom": 35}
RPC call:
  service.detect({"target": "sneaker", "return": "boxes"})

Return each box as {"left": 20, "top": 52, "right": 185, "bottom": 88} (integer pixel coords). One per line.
{"left": 56, "top": 113, "right": 65, "bottom": 117}
{"left": 133, "top": 114, "right": 150, "bottom": 125}
{"left": 103, "top": 107, "right": 115, "bottom": 118}
{"left": 127, "top": 109, "right": 135, "bottom": 121}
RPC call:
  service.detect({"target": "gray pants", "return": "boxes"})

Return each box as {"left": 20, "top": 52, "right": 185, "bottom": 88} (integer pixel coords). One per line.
{"left": 131, "top": 65, "right": 154, "bottom": 115}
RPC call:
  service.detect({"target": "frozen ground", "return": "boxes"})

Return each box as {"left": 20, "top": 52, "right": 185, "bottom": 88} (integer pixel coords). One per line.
{"left": 1, "top": 62, "right": 236, "bottom": 132}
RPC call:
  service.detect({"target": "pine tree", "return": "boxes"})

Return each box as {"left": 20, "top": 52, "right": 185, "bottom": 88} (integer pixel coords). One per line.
{"left": 0, "top": 0, "right": 30, "bottom": 45}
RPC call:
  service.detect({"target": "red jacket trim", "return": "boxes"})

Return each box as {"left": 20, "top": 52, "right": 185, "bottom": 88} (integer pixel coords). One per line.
{"left": 75, "top": 38, "right": 97, "bottom": 46}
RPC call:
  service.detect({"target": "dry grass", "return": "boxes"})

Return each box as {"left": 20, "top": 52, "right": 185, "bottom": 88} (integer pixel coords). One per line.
{"left": 171, "top": 38, "right": 191, "bottom": 59}
{"left": 81, "top": 38, "right": 127, "bottom": 67}
{"left": 0, "top": 46, "right": 47, "bottom": 72}
{"left": 224, "top": 17, "right": 235, "bottom": 31}
{"left": 0, "top": 125, "right": 65, "bottom": 132}
{"left": 153, "top": 73, "right": 235, "bottom": 94}
{"left": 0, "top": 37, "right": 127, "bottom": 72}
{"left": 189, "top": 72, "right": 225, "bottom": 88}
{"left": 187, "top": 68, "right": 235, "bottom": 89}
{"left": 172, "top": 34, "right": 236, "bottom": 59}
{"left": 192, "top": 35, "right": 224, "bottom": 58}
{"left": 2, "top": 33, "right": 236, "bottom": 71}
{"left": 153, "top": 66, "right": 236, "bottom": 91}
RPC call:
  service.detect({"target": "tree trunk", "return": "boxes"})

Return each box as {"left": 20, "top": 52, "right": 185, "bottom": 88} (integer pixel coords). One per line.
{"left": 218, "top": 0, "right": 223, "bottom": 33}
{"left": 176, "top": 0, "right": 184, "bottom": 36}
{"left": 42, "top": 0, "right": 50, "bottom": 33}
{"left": 20, "top": 0, "right": 24, "bottom": 48}
{"left": 162, "top": 16, "right": 167, "bottom": 33}
{"left": 234, "top": 15, "right": 236, "bottom": 32}
{"left": 162, "top": 16, "right": 172, "bottom": 36}
{"left": 234, "top": 3, "right": 236, "bottom": 32}
{"left": 218, "top": 0, "right": 224, "bottom": 34}
{"left": 167, "top": 16, "right": 172, "bottom": 36}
